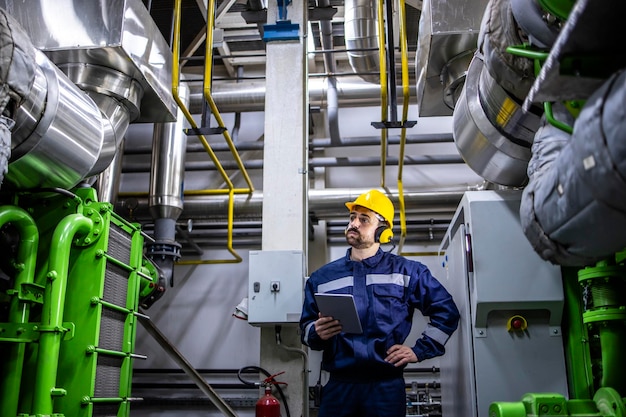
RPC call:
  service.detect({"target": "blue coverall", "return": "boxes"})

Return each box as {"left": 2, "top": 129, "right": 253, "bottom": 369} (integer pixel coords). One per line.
{"left": 300, "top": 248, "right": 460, "bottom": 417}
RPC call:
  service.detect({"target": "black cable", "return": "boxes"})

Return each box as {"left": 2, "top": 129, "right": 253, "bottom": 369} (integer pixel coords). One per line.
{"left": 237, "top": 365, "right": 292, "bottom": 417}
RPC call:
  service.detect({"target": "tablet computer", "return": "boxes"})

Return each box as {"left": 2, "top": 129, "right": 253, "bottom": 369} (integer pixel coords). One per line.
{"left": 314, "top": 293, "right": 363, "bottom": 334}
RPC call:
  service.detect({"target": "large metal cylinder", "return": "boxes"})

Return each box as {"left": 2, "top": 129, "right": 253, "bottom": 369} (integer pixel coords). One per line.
{"left": 149, "top": 83, "right": 189, "bottom": 222}
{"left": 452, "top": 54, "right": 537, "bottom": 187}
{"left": 5, "top": 51, "right": 104, "bottom": 189}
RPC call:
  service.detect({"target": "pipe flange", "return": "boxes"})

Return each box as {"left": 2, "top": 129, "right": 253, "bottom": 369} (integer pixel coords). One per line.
{"left": 594, "top": 387, "right": 626, "bottom": 417}
{"left": 578, "top": 264, "right": 626, "bottom": 283}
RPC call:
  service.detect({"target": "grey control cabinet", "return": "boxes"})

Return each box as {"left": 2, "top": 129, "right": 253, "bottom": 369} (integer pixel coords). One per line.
{"left": 248, "top": 250, "right": 304, "bottom": 325}
{"left": 438, "top": 191, "right": 568, "bottom": 417}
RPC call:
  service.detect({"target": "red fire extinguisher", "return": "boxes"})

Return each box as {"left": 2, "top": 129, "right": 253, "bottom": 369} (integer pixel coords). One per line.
{"left": 256, "top": 371, "right": 286, "bottom": 417}
{"left": 256, "top": 385, "right": 281, "bottom": 417}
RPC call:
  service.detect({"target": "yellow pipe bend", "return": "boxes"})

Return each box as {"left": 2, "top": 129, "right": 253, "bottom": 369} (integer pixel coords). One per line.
{"left": 172, "top": 0, "right": 248, "bottom": 264}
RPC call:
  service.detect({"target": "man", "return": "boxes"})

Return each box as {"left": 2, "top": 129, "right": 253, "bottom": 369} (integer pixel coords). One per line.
{"left": 300, "top": 189, "right": 460, "bottom": 417}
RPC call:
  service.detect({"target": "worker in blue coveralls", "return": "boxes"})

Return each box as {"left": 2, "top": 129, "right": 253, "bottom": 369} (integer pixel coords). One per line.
{"left": 300, "top": 189, "right": 460, "bottom": 417}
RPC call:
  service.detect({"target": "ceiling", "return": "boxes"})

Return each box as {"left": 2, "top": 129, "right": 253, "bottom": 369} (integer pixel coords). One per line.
{"left": 133, "top": 0, "right": 467, "bottom": 253}
{"left": 146, "top": 0, "right": 422, "bottom": 81}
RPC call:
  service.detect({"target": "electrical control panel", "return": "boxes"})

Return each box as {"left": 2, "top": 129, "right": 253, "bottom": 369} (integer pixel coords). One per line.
{"left": 247, "top": 250, "right": 304, "bottom": 325}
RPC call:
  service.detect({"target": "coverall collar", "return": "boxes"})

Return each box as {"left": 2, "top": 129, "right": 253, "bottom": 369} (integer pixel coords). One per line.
{"left": 345, "top": 247, "right": 385, "bottom": 267}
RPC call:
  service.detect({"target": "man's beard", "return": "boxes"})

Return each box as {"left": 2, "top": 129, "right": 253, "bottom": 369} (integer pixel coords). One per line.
{"left": 345, "top": 231, "right": 374, "bottom": 249}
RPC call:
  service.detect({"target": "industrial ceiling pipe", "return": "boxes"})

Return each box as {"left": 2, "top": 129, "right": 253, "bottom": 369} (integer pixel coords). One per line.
{"left": 187, "top": 75, "right": 416, "bottom": 113}
{"left": 116, "top": 188, "right": 466, "bottom": 222}
{"left": 121, "top": 154, "right": 465, "bottom": 173}
{"left": 122, "top": 132, "right": 454, "bottom": 155}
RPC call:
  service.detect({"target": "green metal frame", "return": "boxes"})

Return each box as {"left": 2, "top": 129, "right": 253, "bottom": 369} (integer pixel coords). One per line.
{"left": 0, "top": 187, "right": 156, "bottom": 417}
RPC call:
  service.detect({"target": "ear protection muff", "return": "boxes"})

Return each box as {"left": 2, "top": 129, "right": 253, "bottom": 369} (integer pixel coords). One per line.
{"left": 375, "top": 225, "right": 393, "bottom": 244}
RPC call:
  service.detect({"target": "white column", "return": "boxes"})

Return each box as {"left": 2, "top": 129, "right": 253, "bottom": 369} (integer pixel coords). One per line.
{"left": 260, "top": 0, "right": 309, "bottom": 416}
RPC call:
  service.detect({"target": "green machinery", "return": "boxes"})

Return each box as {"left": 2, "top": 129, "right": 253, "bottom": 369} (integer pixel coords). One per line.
{"left": 487, "top": 0, "right": 626, "bottom": 413}
{"left": 0, "top": 187, "right": 162, "bottom": 417}
{"left": 490, "top": 252, "right": 626, "bottom": 417}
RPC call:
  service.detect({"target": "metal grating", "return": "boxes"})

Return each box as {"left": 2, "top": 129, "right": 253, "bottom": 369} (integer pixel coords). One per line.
{"left": 103, "top": 263, "right": 130, "bottom": 307}
{"left": 107, "top": 223, "right": 132, "bottom": 265}
{"left": 99, "top": 308, "right": 126, "bottom": 352}
{"left": 94, "top": 355, "right": 123, "bottom": 397}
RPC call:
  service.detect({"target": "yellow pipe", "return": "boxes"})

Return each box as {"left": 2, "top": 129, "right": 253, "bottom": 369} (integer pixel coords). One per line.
{"left": 172, "top": 0, "right": 247, "bottom": 264}
{"left": 377, "top": 0, "right": 388, "bottom": 188}
{"left": 176, "top": 189, "right": 242, "bottom": 265}
{"left": 398, "top": 0, "right": 410, "bottom": 123}
{"left": 204, "top": 0, "right": 255, "bottom": 193}
{"left": 172, "top": 0, "right": 232, "bottom": 188}
{"left": 397, "top": 0, "right": 410, "bottom": 255}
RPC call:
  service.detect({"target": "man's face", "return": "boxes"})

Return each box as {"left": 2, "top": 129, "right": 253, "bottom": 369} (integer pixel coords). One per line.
{"left": 345, "top": 206, "right": 381, "bottom": 249}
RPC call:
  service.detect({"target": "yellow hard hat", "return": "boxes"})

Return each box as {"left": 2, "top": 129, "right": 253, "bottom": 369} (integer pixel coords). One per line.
{"left": 345, "top": 189, "right": 395, "bottom": 228}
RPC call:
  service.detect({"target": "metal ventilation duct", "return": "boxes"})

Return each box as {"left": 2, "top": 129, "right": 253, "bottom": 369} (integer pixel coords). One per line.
{"left": 0, "top": 0, "right": 177, "bottom": 190}
{"left": 415, "top": 0, "right": 489, "bottom": 116}
{"left": 0, "top": 0, "right": 176, "bottom": 123}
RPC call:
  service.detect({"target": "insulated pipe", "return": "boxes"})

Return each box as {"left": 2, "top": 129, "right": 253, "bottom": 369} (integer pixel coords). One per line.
{"left": 0, "top": 206, "right": 39, "bottom": 417}
{"left": 147, "top": 83, "right": 189, "bottom": 286}
{"left": 32, "top": 214, "right": 93, "bottom": 415}
{"left": 1, "top": 13, "right": 141, "bottom": 191}
{"left": 59, "top": 63, "right": 142, "bottom": 175}
{"left": 96, "top": 136, "right": 126, "bottom": 205}
{"left": 344, "top": 0, "right": 380, "bottom": 83}
{"left": 452, "top": 53, "right": 535, "bottom": 187}
{"left": 149, "top": 83, "right": 189, "bottom": 223}
{"left": 72, "top": 65, "right": 139, "bottom": 201}
{"left": 5, "top": 51, "right": 105, "bottom": 190}
{"left": 520, "top": 71, "right": 626, "bottom": 266}
{"left": 318, "top": 0, "right": 341, "bottom": 145}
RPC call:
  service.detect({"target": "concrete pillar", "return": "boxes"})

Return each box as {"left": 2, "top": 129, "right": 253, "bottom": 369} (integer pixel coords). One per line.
{"left": 260, "top": 0, "right": 309, "bottom": 416}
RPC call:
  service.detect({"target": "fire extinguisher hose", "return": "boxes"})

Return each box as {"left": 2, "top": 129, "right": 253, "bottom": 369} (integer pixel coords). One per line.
{"left": 237, "top": 366, "right": 291, "bottom": 417}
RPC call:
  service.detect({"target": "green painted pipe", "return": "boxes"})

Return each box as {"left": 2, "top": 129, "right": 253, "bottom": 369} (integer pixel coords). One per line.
{"left": 31, "top": 214, "right": 93, "bottom": 416}
{"left": 562, "top": 267, "right": 594, "bottom": 399}
{"left": 598, "top": 324, "right": 626, "bottom": 394}
{"left": 0, "top": 206, "right": 39, "bottom": 417}
{"left": 579, "top": 261, "right": 626, "bottom": 396}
